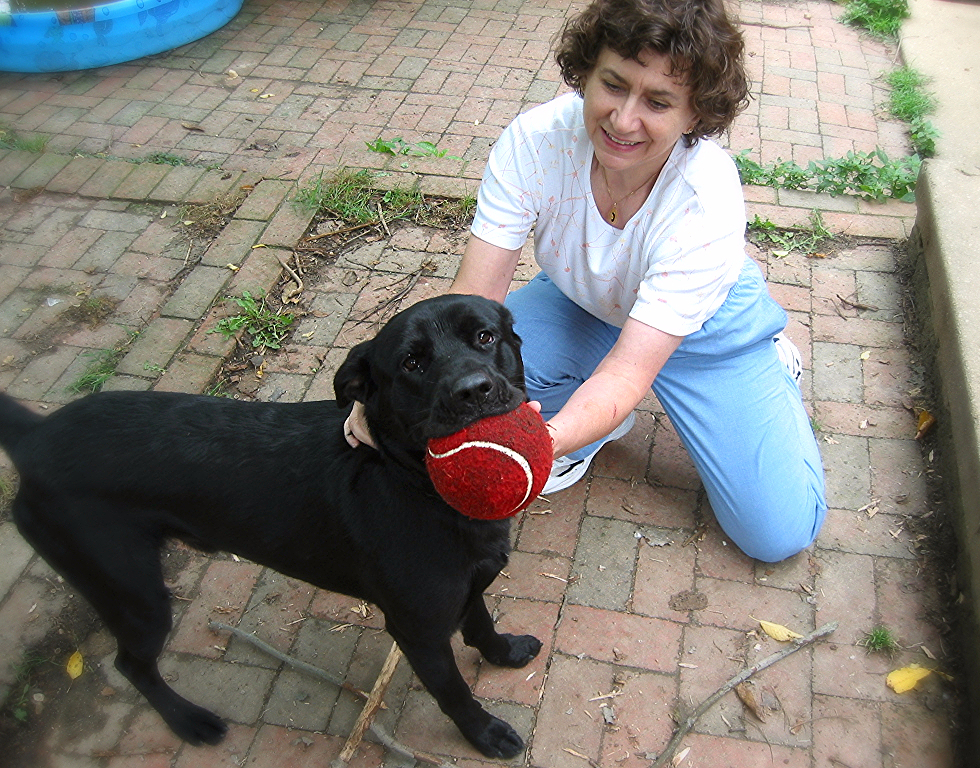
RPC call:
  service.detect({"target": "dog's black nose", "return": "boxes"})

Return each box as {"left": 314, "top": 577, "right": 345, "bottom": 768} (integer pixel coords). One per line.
{"left": 451, "top": 372, "right": 495, "bottom": 404}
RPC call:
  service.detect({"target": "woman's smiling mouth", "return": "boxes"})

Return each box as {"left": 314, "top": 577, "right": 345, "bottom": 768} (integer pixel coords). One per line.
{"left": 602, "top": 127, "right": 641, "bottom": 147}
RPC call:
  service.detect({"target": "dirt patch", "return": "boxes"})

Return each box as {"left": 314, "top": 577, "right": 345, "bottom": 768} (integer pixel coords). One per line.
{"left": 0, "top": 589, "right": 107, "bottom": 768}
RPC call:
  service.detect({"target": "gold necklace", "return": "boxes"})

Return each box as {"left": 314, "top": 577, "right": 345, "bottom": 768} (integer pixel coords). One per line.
{"left": 599, "top": 164, "right": 656, "bottom": 224}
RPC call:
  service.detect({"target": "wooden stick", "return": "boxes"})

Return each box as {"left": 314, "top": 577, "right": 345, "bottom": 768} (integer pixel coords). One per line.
{"left": 337, "top": 641, "right": 403, "bottom": 764}
{"left": 649, "top": 621, "right": 838, "bottom": 768}
{"left": 210, "top": 622, "right": 453, "bottom": 767}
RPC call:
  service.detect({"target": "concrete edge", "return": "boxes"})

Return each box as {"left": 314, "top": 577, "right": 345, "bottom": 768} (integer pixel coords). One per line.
{"left": 907, "top": 158, "right": 980, "bottom": 750}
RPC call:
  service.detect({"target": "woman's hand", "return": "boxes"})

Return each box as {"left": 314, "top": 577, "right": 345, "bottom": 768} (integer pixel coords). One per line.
{"left": 343, "top": 401, "right": 376, "bottom": 449}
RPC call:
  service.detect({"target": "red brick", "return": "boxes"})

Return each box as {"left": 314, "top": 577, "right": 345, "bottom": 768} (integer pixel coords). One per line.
{"left": 677, "top": 733, "right": 809, "bottom": 767}
{"left": 556, "top": 604, "right": 682, "bottom": 673}
{"left": 246, "top": 723, "right": 382, "bottom": 768}
{"left": 473, "top": 597, "right": 559, "bottom": 705}
{"left": 167, "top": 559, "right": 263, "bottom": 658}
{"left": 632, "top": 537, "right": 698, "bottom": 621}
{"left": 813, "top": 694, "right": 882, "bottom": 768}
{"left": 488, "top": 549, "right": 570, "bottom": 603}
{"left": 530, "top": 654, "right": 612, "bottom": 768}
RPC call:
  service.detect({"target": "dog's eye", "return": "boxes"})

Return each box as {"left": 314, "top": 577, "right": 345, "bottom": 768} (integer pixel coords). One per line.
{"left": 477, "top": 330, "right": 495, "bottom": 346}
{"left": 402, "top": 355, "right": 421, "bottom": 373}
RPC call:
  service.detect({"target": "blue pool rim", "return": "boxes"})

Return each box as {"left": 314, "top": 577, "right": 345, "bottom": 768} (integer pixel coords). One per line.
{"left": 0, "top": 0, "right": 245, "bottom": 73}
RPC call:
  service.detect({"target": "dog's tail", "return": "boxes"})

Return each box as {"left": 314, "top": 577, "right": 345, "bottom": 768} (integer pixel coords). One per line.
{"left": 0, "top": 392, "right": 44, "bottom": 457}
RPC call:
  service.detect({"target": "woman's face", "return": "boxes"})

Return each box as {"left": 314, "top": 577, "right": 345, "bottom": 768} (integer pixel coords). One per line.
{"left": 582, "top": 47, "right": 699, "bottom": 179}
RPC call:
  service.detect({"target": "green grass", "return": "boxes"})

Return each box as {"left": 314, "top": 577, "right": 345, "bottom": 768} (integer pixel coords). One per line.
{"left": 67, "top": 348, "right": 123, "bottom": 394}
{"left": 886, "top": 67, "right": 935, "bottom": 122}
{"left": 885, "top": 66, "right": 939, "bottom": 157}
{"left": 294, "top": 168, "right": 381, "bottom": 223}
{"left": 839, "top": 0, "right": 909, "bottom": 38}
{"left": 861, "top": 625, "right": 900, "bottom": 654}
{"left": 0, "top": 124, "right": 48, "bottom": 153}
{"left": 3, "top": 652, "right": 51, "bottom": 724}
{"left": 211, "top": 291, "right": 295, "bottom": 350}
{"left": 293, "top": 167, "right": 477, "bottom": 228}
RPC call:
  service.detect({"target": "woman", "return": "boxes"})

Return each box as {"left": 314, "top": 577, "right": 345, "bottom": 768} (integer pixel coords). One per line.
{"left": 350, "top": 0, "right": 826, "bottom": 563}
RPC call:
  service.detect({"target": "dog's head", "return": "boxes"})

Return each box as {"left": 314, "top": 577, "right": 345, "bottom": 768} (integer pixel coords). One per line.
{"left": 334, "top": 294, "right": 526, "bottom": 456}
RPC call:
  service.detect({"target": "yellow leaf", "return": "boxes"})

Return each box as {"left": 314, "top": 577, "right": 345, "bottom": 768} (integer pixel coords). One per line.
{"left": 66, "top": 651, "right": 84, "bottom": 680}
{"left": 915, "top": 410, "right": 936, "bottom": 440}
{"left": 886, "top": 664, "right": 932, "bottom": 693}
{"left": 753, "top": 617, "right": 804, "bottom": 642}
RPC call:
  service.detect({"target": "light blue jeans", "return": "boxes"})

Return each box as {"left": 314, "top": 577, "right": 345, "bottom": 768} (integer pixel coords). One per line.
{"left": 505, "top": 260, "right": 826, "bottom": 562}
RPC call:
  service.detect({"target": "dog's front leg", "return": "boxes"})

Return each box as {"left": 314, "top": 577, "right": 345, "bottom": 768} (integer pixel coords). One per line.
{"left": 461, "top": 593, "right": 542, "bottom": 668}
{"left": 388, "top": 631, "right": 526, "bottom": 759}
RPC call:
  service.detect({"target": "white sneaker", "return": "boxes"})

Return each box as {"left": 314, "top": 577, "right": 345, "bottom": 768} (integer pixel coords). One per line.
{"left": 542, "top": 411, "right": 636, "bottom": 494}
{"left": 773, "top": 332, "right": 803, "bottom": 385}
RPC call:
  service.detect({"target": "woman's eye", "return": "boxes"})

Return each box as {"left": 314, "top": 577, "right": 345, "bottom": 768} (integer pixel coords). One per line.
{"left": 478, "top": 330, "right": 495, "bottom": 345}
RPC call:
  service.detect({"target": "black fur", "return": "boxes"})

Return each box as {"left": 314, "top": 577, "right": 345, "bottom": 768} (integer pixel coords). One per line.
{"left": 0, "top": 294, "right": 542, "bottom": 759}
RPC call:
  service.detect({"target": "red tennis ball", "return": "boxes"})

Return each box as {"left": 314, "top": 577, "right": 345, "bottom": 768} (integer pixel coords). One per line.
{"left": 426, "top": 402, "right": 553, "bottom": 520}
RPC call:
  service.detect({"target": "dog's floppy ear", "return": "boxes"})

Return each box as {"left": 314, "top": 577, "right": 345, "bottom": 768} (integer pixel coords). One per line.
{"left": 334, "top": 340, "right": 376, "bottom": 408}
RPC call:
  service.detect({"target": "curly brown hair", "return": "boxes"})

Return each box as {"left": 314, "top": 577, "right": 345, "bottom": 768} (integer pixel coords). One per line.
{"left": 554, "top": 0, "right": 750, "bottom": 145}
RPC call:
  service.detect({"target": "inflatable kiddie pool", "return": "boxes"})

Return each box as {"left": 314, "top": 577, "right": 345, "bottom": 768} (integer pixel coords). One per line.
{"left": 0, "top": 0, "right": 244, "bottom": 73}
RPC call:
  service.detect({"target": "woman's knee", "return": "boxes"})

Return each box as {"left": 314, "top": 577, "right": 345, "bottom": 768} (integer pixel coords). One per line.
{"left": 718, "top": 492, "right": 826, "bottom": 563}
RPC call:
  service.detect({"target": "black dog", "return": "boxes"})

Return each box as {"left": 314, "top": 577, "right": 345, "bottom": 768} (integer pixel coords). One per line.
{"left": 0, "top": 294, "right": 543, "bottom": 759}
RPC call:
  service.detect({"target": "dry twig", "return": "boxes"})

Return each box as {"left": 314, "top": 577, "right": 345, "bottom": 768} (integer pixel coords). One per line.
{"left": 649, "top": 621, "right": 838, "bottom": 768}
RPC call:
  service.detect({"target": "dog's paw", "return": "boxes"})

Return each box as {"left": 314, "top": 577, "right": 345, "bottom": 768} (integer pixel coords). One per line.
{"left": 172, "top": 704, "right": 228, "bottom": 746}
{"left": 470, "top": 714, "right": 525, "bottom": 759}
{"left": 484, "top": 633, "right": 542, "bottom": 668}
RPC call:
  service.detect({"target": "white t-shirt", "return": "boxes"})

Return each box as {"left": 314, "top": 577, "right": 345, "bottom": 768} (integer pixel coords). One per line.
{"left": 471, "top": 92, "right": 747, "bottom": 335}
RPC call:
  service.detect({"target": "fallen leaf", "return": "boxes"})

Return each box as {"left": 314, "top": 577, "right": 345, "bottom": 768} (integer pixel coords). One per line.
{"left": 66, "top": 651, "right": 84, "bottom": 680}
{"left": 915, "top": 410, "right": 936, "bottom": 440}
{"left": 672, "top": 746, "right": 691, "bottom": 766}
{"left": 754, "top": 618, "right": 804, "bottom": 642}
{"left": 735, "top": 681, "right": 767, "bottom": 721}
{"left": 886, "top": 664, "right": 932, "bottom": 693}
{"left": 180, "top": 122, "right": 204, "bottom": 132}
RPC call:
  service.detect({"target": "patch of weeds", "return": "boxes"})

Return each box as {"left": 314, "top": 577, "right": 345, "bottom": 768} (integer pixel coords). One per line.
{"left": 295, "top": 168, "right": 478, "bottom": 231}
{"left": 210, "top": 291, "right": 295, "bottom": 350}
{"left": 61, "top": 295, "right": 116, "bottom": 329}
{"left": 2, "top": 652, "right": 50, "bottom": 725}
{"left": 860, "top": 625, "right": 900, "bottom": 654}
{"left": 177, "top": 193, "right": 245, "bottom": 243}
{"left": 733, "top": 148, "right": 920, "bottom": 202}
{"left": 885, "top": 66, "right": 939, "bottom": 157}
{"left": 839, "top": 0, "right": 909, "bottom": 38}
{"left": 366, "top": 137, "right": 461, "bottom": 160}
{"left": 294, "top": 168, "right": 380, "bottom": 223}
{"left": 205, "top": 380, "right": 232, "bottom": 397}
{"left": 810, "top": 149, "right": 919, "bottom": 200}
{"left": 139, "top": 151, "right": 193, "bottom": 167}
{"left": 67, "top": 348, "right": 123, "bottom": 394}
{"left": 886, "top": 67, "right": 935, "bottom": 122}
{"left": 0, "top": 124, "right": 48, "bottom": 153}
{"left": 748, "top": 210, "right": 832, "bottom": 257}
{"left": 0, "top": 472, "right": 17, "bottom": 520}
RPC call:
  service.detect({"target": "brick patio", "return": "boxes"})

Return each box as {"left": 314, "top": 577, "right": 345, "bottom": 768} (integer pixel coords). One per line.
{"left": 0, "top": 1, "right": 960, "bottom": 766}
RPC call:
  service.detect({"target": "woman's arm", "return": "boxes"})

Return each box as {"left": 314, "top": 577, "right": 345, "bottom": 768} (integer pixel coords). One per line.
{"left": 546, "top": 317, "right": 683, "bottom": 458}
{"left": 450, "top": 235, "right": 523, "bottom": 303}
